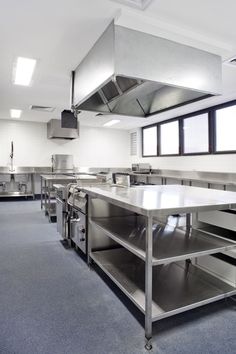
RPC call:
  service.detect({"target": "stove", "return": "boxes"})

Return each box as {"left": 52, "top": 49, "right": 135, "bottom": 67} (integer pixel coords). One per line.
{"left": 67, "top": 175, "right": 108, "bottom": 253}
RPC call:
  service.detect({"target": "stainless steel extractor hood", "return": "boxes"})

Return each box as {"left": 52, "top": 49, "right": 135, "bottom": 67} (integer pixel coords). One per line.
{"left": 47, "top": 119, "right": 79, "bottom": 140}
{"left": 72, "top": 21, "right": 222, "bottom": 117}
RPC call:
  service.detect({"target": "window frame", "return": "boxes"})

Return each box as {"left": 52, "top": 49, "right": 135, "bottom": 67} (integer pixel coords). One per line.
{"left": 141, "top": 124, "right": 158, "bottom": 157}
{"left": 213, "top": 102, "right": 236, "bottom": 154}
{"left": 182, "top": 111, "right": 211, "bottom": 156}
{"left": 159, "top": 118, "right": 180, "bottom": 157}
{"left": 141, "top": 99, "right": 236, "bottom": 158}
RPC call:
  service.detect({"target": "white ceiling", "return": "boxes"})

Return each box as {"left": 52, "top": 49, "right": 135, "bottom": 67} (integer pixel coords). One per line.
{"left": 1, "top": 0, "right": 236, "bottom": 130}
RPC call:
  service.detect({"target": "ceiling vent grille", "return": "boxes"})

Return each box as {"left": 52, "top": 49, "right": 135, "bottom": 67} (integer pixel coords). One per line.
{"left": 223, "top": 57, "right": 236, "bottom": 67}
{"left": 110, "top": 0, "right": 153, "bottom": 10}
{"left": 29, "top": 105, "right": 55, "bottom": 112}
{"left": 130, "top": 131, "right": 137, "bottom": 156}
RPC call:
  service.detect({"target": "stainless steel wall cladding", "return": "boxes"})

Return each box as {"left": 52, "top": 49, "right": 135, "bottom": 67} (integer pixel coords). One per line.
{"left": 52, "top": 154, "right": 74, "bottom": 172}
{"left": 73, "top": 21, "right": 222, "bottom": 117}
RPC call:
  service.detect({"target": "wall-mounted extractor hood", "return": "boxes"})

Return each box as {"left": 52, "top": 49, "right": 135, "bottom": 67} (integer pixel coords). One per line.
{"left": 72, "top": 21, "right": 222, "bottom": 118}
{"left": 47, "top": 119, "right": 79, "bottom": 140}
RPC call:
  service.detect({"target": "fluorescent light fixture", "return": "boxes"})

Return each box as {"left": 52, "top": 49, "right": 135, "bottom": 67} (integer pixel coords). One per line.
{"left": 10, "top": 109, "right": 22, "bottom": 118}
{"left": 103, "top": 119, "right": 120, "bottom": 127}
{"left": 13, "top": 57, "right": 36, "bottom": 86}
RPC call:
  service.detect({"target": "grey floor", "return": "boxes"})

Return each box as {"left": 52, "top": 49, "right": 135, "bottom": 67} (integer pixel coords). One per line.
{"left": 0, "top": 200, "right": 235, "bottom": 354}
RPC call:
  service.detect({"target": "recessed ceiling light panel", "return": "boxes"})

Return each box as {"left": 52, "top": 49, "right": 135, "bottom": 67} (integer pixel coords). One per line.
{"left": 10, "top": 109, "right": 22, "bottom": 118}
{"left": 13, "top": 57, "right": 37, "bottom": 86}
{"left": 103, "top": 119, "right": 120, "bottom": 127}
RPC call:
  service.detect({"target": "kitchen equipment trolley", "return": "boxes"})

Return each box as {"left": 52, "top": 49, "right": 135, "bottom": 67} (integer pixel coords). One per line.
{"left": 82, "top": 185, "right": 236, "bottom": 350}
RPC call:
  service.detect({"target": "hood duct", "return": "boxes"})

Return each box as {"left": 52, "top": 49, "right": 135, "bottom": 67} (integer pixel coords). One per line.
{"left": 72, "top": 22, "right": 222, "bottom": 118}
{"left": 47, "top": 119, "right": 79, "bottom": 140}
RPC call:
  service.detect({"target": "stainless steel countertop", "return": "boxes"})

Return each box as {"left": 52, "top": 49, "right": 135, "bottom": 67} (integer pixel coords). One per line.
{"left": 81, "top": 184, "right": 236, "bottom": 216}
{"left": 130, "top": 172, "right": 236, "bottom": 186}
{"left": 40, "top": 174, "right": 77, "bottom": 181}
{"left": 1, "top": 165, "right": 236, "bottom": 186}
{"left": 0, "top": 166, "right": 129, "bottom": 175}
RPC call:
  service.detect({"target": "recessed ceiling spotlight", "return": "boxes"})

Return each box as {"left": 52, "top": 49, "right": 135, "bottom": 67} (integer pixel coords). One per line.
{"left": 13, "top": 57, "right": 37, "bottom": 86}
{"left": 10, "top": 109, "right": 22, "bottom": 118}
{"left": 103, "top": 119, "right": 120, "bottom": 127}
{"left": 110, "top": 0, "right": 153, "bottom": 10}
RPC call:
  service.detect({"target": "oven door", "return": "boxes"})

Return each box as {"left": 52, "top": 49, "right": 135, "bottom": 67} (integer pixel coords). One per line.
{"left": 70, "top": 209, "right": 86, "bottom": 254}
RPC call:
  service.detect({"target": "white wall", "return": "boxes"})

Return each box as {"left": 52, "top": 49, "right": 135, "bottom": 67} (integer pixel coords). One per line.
{"left": 131, "top": 128, "right": 236, "bottom": 172}
{"left": 4, "top": 119, "right": 236, "bottom": 173}
{"left": 0, "top": 120, "right": 130, "bottom": 168}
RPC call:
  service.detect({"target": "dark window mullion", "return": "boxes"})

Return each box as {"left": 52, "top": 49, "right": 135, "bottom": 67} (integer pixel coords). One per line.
{"left": 209, "top": 109, "right": 215, "bottom": 153}
{"left": 157, "top": 124, "right": 160, "bottom": 156}
{"left": 179, "top": 119, "right": 184, "bottom": 155}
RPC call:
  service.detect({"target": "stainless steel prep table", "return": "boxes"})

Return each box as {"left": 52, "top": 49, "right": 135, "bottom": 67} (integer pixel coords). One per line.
{"left": 81, "top": 184, "right": 236, "bottom": 350}
{"left": 40, "top": 174, "right": 77, "bottom": 221}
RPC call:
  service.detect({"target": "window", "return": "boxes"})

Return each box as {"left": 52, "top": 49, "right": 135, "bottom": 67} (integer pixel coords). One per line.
{"left": 142, "top": 126, "right": 157, "bottom": 156}
{"left": 183, "top": 114, "right": 209, "bottom": 154}
{"left": 160, "top": 121, "right": 179, "bottom": 155}
{"left": 141, "top": 99, "right": 236, "bottom": 158}
{"left": 215, "top": 105, "right": 236, "bottom": 152}
{"left": 130, "top": 131, "right": 137, "bottom": 156}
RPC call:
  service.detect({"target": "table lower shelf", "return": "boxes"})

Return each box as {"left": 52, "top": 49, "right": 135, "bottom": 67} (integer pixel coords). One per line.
{"left": 91, "top": 248, "right": 235, "bottom": 321}
{"left": 90, "top": 216, "right": 236, "bottom": 265}
{"left": 0, "top": 191, "right": 34, "bottom": 197}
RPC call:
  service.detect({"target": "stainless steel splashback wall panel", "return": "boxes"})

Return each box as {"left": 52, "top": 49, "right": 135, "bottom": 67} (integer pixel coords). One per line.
{"left": 52, "top": 154, "right": 74, "bottom": 172}
{"left": 0, "top": 167, "right": 35, "bottom": 174}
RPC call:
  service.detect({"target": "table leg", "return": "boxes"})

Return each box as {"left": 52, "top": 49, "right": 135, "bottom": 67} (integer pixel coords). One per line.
{"left": 186, "top": 213, "right": 192, "bottom": 230}
{"left": 40, "top": 176, "right": 43, "bottom": 209}
{"left": 87, "top": 196, "right": 92, "bottom": 266}
{"left": 145, "top": 216, "right": 153, "bottom": 350}
{"left": 32, "top": 173, "right": 35, "bottom": 200}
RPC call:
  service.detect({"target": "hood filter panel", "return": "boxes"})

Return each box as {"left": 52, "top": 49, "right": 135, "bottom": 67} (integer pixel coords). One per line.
{"left": 99, "top": 76, "right": 141, "bottom": 105}
{"left": 79, "top": 77, "right": 209, "bottom": 117}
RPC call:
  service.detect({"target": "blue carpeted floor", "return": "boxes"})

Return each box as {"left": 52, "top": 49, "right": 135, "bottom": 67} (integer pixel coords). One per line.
{"left": 0, "top": 200, "right": 235, "bottom": 354}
